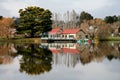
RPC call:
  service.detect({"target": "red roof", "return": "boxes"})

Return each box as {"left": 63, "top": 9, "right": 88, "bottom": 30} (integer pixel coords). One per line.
{"left": 49, "top": 28, "right": 80, "bottom": 34}
{"left": 49, "top": 28, "right": 60, "bottom": 34}
{"left": 50, "top": 49, "right": 60, "bottom": 53}
{"left": 50, "top": 48, "right": 80, "bottom": 54}
{"left": 62, "top": 48, "right": 79, "bottom": 54}
{"left": 62, "top": 29, "right": 80, "bottom": 34}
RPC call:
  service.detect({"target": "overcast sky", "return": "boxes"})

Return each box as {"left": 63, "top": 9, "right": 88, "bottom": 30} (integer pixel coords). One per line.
{"left": 0, "top": 0, "right": 120, "bottom": 18}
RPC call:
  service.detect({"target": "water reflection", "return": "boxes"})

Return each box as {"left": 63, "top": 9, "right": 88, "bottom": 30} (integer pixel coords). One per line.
{"left": 78, "top": 42, "right": 120, "bottom": 65}
{"left": 41, "top": 42, "right": 120, "bottom": 67}
{"left": 40, "top": 43, "right": 80, "bottom": 68}
{"left": 0, "top": 42, "right": 120, "bottom": 78}
{"left": 16, "top": 44, "right": 52, "bottom": 75}
{"left": 0, "top": 43, "right": 17, "bottom": 64}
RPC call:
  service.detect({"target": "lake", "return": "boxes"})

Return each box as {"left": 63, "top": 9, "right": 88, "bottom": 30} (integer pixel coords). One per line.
{"left": 0, "top": 42, "right": 120, "bottom": 80}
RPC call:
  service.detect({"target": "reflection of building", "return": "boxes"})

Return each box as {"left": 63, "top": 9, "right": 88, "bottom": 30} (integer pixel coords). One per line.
{"left": 41, "top": 42, "right": 120, "bottom": 66}
{"left": 40, "top": 43, "right": 80, "bottom": 67}
{"left": 52, "top": 51, "right": 80, "bottom": 68}
{"left": 41, "top": 28, "right": 81, "bottom": 40}
{"left": 41, "top": 43, "right": 76, "bottom": 49}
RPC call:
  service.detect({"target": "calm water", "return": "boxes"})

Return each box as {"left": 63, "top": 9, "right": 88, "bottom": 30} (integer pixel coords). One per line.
{"left": 0, "top": 42, "right": 120, "bottom": 80}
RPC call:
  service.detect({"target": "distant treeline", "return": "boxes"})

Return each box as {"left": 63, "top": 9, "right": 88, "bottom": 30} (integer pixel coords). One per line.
{"left": 0, "top": 6, "right": 120, "bottom": 38}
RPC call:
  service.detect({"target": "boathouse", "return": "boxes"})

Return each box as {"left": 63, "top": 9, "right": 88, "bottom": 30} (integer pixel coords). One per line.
{"left": 41, "top": 28, "right": 81, "bottom": 40}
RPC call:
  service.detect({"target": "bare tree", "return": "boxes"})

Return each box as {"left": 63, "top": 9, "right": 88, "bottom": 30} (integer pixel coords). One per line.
{"left": 52, "top": 10, "right": 80, "bottom": 29}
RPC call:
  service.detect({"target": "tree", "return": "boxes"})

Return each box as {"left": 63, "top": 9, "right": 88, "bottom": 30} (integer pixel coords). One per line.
{"left": 17, "top": 6, "right": 52, "bottom": 37}
{"left": 113, "top": 15, "right": 118, "bottom": 22}
{"left": 104, "top": 15, "right": 118, "bottom": 24}
{"left": 80, "top": 11, "right": 93, "bottom": 23}
{"left": 117, "top": 16, "right": 120, "bottom": 22}
{"left": 17, "top": 44, "right": 52, "bottom": 75}
{"left": 0, "top": 16, "right": 3, "bottom": 20}
{"left": 13, "top": 18, "right": 20, "bottom": 28}
{"left": 0, "top": 17, "right": 14, "bottom": 38}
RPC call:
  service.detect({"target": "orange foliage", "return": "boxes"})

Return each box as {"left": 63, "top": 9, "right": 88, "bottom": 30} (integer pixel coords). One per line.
{"left": 80, "top": 19, "right": 112, "bottom": 39}
{"left": 0, "top": 17, "right": 14, "bottom": 37}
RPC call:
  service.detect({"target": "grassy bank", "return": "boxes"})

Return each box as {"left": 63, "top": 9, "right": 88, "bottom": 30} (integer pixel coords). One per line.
{"left": 1, "top": 36, "right": 120, "bottom": 43}
{"left": 100, "top": 37, "right": 120, "bottom": 41}
{"left": 0, "top": 37, "right": 41, "bottom": 44}
{"left": 13, "top": 38, "right": 41, "bottom": 44}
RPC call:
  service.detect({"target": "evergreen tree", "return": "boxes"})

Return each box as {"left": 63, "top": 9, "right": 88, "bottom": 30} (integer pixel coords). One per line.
{"left": 80, "top": 11, "right": 93, "bottom": 23}
{"left": 104, "top": 15, "right": 118, "bottom": 23}
{"left": 0, "top": 16, "right": 3, "bottom": 20}
{"left": 17, "top": 6, "right": 52, "bottom": 37}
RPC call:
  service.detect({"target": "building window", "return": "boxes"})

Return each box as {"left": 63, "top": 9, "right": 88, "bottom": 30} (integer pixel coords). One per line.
{"left": 62, "top": 35, "right": 64, "bottom": 38}
{"left": 85, "top": 35, "right": 89, "bottom": 38}
{"left": 57, "top": 34, "right": 60, "bottom": 38}
{"left": 65, "top": 35, "right": 67, "bottom": 38}
{"left": 118, "top": 27, "right": 120, "bottom": 33}
{"left": 69, "top": 35, "right": 74, "bottom": 38}
{"left": 69, "top": 44, "right": 74, "bottom": 47}
{"left": 65, "top": 44, "right": 67, "bottom": 47}
{"left": 50, "top": 44, "right": 52, "bottom": 47}
{"left": 50, "top": 35, "right": 52, "bottom": 38}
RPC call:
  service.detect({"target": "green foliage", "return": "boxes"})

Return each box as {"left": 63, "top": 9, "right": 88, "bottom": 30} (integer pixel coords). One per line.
{"left": 80, "top": 11, "right": 93, "bottom": 22}
{"left": 104, "top": 15, "right": 118, "bottom": 23}
{"left": 17, "top": 6, "right": 52, "bottom": 37}
{"left": 13, "top": 18, "right": 20, "bottom": 27}
{"left": 118, "top": 16, "right": 120, "bottom": 22}
{"left": 0, "top": 16, "right": 3, "bottom": 20}
{"left": 17, "top": 44, "right": 52, "bottom": 75}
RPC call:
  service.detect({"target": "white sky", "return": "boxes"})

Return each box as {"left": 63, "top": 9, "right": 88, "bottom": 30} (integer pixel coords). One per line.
{"left": 0, "top": 0, "right": 120, "bottom": 18}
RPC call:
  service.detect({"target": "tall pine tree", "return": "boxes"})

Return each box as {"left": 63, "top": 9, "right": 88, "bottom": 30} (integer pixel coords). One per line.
{"left": 17, "top": 6, "right": 52, "bottom": 37}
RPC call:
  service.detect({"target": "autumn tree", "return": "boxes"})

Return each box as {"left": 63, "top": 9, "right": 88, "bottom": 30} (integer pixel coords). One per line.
{"left": 17, "top": 6, "right": 52, "bottom": 37}
{"left": 79, "top": 18, "right": 113, "bottom": 39}
{"left": 89, "top": 18, "right": 112, "bottom": 39}
{"left": 0, "top": 17, "right": 14, "bottom": 38}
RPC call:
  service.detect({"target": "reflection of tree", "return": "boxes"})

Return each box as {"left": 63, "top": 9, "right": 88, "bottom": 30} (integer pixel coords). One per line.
{"left": 17, "top": 44, "right": 52, "bottom": 75}
{"left": 97, "top": 42, "right": 120, "bottom": 61}
{"left": 0, "top": 43, "right": 17, "bottom": 64}
{"left": 107, "top": 55, "right": 116, "bottom": 61}
{"left": 77, "top": 42, "right": 120, "bottom": 65}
